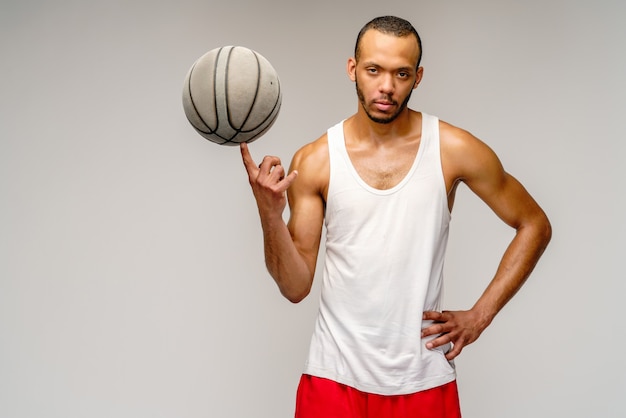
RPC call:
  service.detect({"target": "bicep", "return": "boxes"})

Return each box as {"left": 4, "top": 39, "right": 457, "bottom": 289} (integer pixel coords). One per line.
{"left": 455, "top": 134, "right": 544, "bottom": 229}
{"left": 468, "top": 169, "right": 543, "bottom": 230}
{"left": 287, "top": 191, "right": 324, "bottom": 273}
{"left": 285, "top": 147, "right": 327, "bottom": 275}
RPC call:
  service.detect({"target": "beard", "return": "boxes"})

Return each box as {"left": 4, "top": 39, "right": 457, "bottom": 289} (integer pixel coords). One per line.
{"left": 355, "top": 75, "right": 413, "bottom": 124}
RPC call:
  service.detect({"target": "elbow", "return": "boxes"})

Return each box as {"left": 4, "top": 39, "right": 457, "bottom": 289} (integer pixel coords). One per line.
{"left": 518, "top": 211, "right": 552, "bottom": 253}
{"left": 271, "top": 264, "right": 315, "bottom": 304}
{"left": 278, "top": 277, "right": 313, "bottom": 304}
{"left": 544, "top": 220, "right": 553, "bottom": 246}
{"left": 536, "top": 212, "right": 553, "bottom": 251}
{"left": 286, "top": 294, "right": 308, "bottom": 304}
{"left": 282, "top": 286, "right": 311, "bottom": 304}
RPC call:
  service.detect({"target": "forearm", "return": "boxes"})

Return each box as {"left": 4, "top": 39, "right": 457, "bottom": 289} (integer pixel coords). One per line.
{"left": 472, "top": 214, "right": 552, "bottom": 324}
{"left": 261, "top": 216, "right": 314, "bottom": 303}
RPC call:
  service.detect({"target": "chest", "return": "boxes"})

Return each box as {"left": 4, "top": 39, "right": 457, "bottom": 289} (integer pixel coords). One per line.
{"left": 347, "top": 142, "right": 419, "bottom": 190}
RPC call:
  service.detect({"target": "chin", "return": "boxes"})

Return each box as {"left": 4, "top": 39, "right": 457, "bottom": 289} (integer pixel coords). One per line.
{"left": 366, "top": 110, "right": 399, "bottom": 124}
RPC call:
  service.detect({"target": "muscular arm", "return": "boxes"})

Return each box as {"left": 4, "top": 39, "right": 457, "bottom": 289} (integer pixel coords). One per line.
{"left": 422, "top": 123, "right": 552, "bottom": 359}
{"left": 241, "top": 140, "right": 327, "bottom": 303}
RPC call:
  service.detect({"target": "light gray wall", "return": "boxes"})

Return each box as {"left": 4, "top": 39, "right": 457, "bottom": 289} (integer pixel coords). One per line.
{"left": 1, "top": 1, "right": 624, "bottom": 417}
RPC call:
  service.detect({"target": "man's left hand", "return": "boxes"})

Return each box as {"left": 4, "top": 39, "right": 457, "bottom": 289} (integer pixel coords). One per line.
{"left": 421, "top": 310, "right": 492, "bottom": 360}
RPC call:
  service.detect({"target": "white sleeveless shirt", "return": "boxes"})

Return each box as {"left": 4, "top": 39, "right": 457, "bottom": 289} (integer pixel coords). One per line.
{"left": 303, "top": 113, "right": 456, "bottom": 395}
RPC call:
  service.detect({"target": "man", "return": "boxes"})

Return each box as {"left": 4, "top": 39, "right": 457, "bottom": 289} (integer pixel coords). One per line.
{"left": 240, "top": 16, "right": 551, "bottom": 418}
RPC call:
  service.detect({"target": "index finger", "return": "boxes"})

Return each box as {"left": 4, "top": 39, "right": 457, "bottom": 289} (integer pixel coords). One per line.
{"left": 422, "top": 311, "right": 443, "bottom": 321}
{"left": 240, "top": 142, "right": 258, "bottom": 173}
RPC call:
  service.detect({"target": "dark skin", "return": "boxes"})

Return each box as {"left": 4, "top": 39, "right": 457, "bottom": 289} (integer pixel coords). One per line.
{"left": 241, "top": 29, "right": 551, "bottom": 360}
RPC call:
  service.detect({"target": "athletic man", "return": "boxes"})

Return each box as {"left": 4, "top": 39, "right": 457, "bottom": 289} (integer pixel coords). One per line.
{"left": 240, "top": 16, "right": 551, "bottom": 418}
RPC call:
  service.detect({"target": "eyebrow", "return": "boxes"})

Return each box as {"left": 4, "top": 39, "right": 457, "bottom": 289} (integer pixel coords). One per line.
{"left": 362, "top": 61, "right": 415, "bottom": 72}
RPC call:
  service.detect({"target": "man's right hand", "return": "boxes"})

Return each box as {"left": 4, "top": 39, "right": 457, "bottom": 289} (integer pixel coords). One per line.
{"left": 240, "top": 142, "right": 298, "bottom": 218}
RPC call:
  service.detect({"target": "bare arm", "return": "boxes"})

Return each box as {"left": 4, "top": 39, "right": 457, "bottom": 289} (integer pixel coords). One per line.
{"left": 240, "top": 141, "right": 326, "bottom": 303}
{"left": 422, "top": 124, "right": 552, "bottom": 359}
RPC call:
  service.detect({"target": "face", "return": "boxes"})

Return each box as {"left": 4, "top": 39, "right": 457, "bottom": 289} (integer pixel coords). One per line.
{"left": 349, "top": 30, "right": 423, "bottom": 124}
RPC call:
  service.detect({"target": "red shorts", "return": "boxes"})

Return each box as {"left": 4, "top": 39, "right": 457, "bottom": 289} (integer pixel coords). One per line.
{"left": 295, "top": 374, "right": 461, "bottom": 418}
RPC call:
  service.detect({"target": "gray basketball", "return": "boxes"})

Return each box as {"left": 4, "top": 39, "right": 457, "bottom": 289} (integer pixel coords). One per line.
{"left": 182, "top": 46, "right": 282, "bottom": 145}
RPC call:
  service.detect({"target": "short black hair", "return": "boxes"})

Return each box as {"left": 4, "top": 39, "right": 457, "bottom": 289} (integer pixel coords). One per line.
{"left": 354, "top": 16, "right": 423, "bottom": 68}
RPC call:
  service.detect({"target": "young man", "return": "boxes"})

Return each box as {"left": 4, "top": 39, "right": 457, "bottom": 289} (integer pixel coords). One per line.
{"left": 241, "top": 16, "right": 551, "bottom": 418}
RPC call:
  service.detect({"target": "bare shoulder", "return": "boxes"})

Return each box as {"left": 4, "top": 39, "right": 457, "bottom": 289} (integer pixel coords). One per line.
{"left": 438, "top": 119, "right": 550, "bottom": 233}
{"left": 289, "top": 133, "right": 330, "bottom": 199}
{"left": 439, "top": 119, "right": 505, "bottom": 187}
{"left": 291, "top": 133, "right": 329, "bottom": 169}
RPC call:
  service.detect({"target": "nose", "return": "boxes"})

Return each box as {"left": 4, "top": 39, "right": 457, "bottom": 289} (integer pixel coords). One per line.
{"left": 379, "top": 73, "right": 395, "bottom": 95}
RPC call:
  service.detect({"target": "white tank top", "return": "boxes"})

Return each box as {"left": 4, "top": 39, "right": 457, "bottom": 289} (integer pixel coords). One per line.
{"left": 303, "top": 113, "right": 456, "bottom": 396}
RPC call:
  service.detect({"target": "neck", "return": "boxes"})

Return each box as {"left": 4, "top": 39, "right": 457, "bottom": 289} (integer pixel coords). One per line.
{"left": 351, "top": 108, "right": 418, "bottom": 145}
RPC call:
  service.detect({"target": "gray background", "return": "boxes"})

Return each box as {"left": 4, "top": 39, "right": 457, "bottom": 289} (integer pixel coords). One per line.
{"left": 1, "top": 0, "right": 624, "bottom": 417}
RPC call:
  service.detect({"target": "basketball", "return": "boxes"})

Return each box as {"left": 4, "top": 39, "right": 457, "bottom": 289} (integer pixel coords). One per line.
{"left": 182, "top": 46, "right": 282, "bottom": 146}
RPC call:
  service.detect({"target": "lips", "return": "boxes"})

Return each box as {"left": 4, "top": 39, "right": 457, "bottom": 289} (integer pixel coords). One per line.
{"left": 374, "top": 101, "right": 395, "bottom": 112}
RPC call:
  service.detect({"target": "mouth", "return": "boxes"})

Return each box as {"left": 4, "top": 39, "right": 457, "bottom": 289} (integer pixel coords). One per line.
{"left": 373, "top": 101, "right": 395, "bottom": 112}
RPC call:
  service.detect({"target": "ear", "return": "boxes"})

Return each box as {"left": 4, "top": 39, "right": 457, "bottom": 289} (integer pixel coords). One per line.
{"left": 347, "top": 57, "right": 357, "bottom": 82}
{"left": 413, "top": 66, "right": 424, "bottom": 89}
